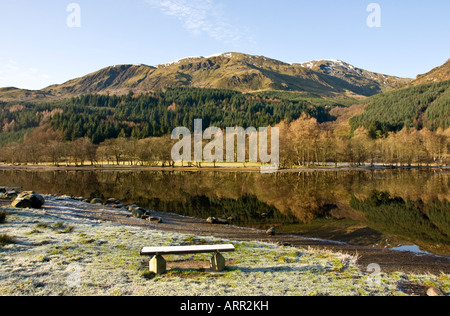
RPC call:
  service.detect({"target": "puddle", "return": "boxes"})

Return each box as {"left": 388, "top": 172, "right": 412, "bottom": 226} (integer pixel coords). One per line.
{"left": 390, "top": 245, "right": 432, "bottom": 256}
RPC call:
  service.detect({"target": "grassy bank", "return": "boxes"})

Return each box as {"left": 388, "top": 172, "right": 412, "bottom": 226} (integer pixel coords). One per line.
{"left": 0, "top": 196, "right": 448, "bottom": 296}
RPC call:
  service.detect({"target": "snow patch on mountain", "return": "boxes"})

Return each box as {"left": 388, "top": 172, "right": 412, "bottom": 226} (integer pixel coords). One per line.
{"left": 158, "top": 56, "right": 204, "bottom": 68}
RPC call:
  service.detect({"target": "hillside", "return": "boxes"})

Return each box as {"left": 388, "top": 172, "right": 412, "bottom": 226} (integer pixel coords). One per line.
{"left": 43, "top": 64, "right": 157, "bottom": 97}
{"left": 0, "top": 53, "right": 411, "bottom": 101}
{"left": 348, "top": 58, "right": 450, "bottom": 135}
{"left": 349, "top": 80, "right": 450, "bottom": 135}
{"left": 0, "top": 87, "right": 335, "bottom": 145}
{"left": 411, "top": 59, "right": 450, "bottom": 86}
{"left": 0, "top": 87, "right": 53, "bottom": 102}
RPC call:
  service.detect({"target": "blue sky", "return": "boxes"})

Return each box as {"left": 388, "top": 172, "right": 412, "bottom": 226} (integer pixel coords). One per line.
{"left": 0, "top": 0, "right": 449, "bottom": 90}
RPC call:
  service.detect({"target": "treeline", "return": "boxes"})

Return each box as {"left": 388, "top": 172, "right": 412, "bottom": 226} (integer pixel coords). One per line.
{"left": 0, "top": 87, "right": 330, "bottom": 145}
{"left": 350, "top": 80, "right": 450, "bottom": 136}
{"left": 1, "top": 116, "right": 449, "bottom": 167}
{"left": 279, "top": 115, "right": 450, "bottom": 167}
{"left": 0, "top": 125, "right": 174, "bottom": 167}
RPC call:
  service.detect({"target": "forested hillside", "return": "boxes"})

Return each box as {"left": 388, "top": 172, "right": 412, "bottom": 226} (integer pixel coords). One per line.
{"left": 1, "top": 81, "right": 449, "bottom": 168}
{"left": 0, "top": 87, "right": 332, "bottom": 145}
{"left": 349, "top": 80, "right": 450, "bottom": 137}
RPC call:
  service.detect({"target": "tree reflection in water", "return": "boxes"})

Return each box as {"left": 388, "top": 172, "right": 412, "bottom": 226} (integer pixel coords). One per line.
{"left": 0, "top": 169, "right": 448, "bottom": 254}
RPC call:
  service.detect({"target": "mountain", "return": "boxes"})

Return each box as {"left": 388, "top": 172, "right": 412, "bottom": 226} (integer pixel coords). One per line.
{"left": 43, "top": 64, "right": 157, "bottom": 97}
{"left": 0, "top": 53, "right": 411, "bottom": 101}
{"left": 410, "top": 59, "right": 450, "bottom": 86}
{"left": 297, "top": 59, "right": 410, "bottom": 94}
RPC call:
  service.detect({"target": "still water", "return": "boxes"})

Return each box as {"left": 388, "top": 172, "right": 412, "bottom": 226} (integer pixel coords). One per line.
{"left": 1, "top": 169, "right": 449, "bottom": 255}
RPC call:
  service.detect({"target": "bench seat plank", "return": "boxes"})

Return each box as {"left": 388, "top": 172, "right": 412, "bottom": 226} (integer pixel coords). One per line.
{"left": 141, "top": 244, "right": 235, "bottom": 256}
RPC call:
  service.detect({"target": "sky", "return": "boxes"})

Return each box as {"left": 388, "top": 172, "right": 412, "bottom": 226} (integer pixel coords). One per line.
{"left": 0, "top": 0, "right": 449, "bottom": 90}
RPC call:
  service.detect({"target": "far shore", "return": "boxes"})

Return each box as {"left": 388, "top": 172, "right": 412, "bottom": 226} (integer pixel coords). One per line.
{"left": 0, "top": 163, "right": 449, "bottom": 173}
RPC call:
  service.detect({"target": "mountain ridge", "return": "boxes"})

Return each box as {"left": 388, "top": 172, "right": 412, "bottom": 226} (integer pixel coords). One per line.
{"left": 0, "top": 53, "right": 412, "bottom": 102}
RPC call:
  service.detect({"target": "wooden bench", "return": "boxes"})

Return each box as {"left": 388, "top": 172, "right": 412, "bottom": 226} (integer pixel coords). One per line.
{"left": 140, "top": 244, "right": 235, "bottom": 274}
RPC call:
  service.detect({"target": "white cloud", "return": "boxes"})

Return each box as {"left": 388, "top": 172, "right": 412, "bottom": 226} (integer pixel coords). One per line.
{"left": 147, "top": 0, "right": 246, "bottom": 44}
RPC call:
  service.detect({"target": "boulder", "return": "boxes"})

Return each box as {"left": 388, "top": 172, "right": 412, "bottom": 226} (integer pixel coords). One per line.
{"left": 206, "top": 217, "right": 228, "bottom": 225}
{"left": 106, "top": 198, "right": 121, "bottom": 205}
{"left": 128, "top": 205, "right": 151, "bottom": 219}
{"left": 266, "top": 227, "right": 276, "bottom": 236}
{"left": 131, "top": 209, "right": 144, "bottom": 218}
{"left": 146, "top": 217, "right": 163, "bottom": 224}
{"left": 427, "top": 287, "right": 446, "bottom": 297}
{"left": 219, "top": 217, "right": 229, "bottom": 224}
{"left": 54, "top": 195, "right": 73, "bottom": 201}
{"left": 11, "top": 198, "right": 33, "bottom": 208}
{"left": 128, "top": 205, "right": 139, "bottom": 212}
{"left": 11, "top": 191, "right": 45, "bottom": 209}
{"left": 0, "top": 191, "right": 19, "bottom": 200}
{"left": 90, "top": 198, "right": 104, "bottom": 205}
{"left": 277, "top": 242, "right": 293, "bottom": 247}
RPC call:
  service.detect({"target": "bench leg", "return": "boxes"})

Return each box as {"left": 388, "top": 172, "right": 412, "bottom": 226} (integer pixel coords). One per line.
{"left": 150, "top": 255, "right": 167, "bottom": 275}
{"left": 210, "top": 252, "right": 226, "bottom": 272}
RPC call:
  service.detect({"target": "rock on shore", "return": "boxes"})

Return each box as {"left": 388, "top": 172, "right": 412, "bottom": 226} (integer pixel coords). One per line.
{"left": 11, "top": 191, "right": 45, "bottom": 209}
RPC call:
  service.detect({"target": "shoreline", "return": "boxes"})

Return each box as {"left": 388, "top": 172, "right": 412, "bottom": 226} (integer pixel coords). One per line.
{"left": 3, "top": 194, "right": 444, "bottom": 276}
{"left": 2, "top": 196, "right": 448, "bottom": 296}
{"left": 135, "top": 208, "right": 450, "bottom": 276}
{"left": 0, "top": 163, "right": 449, "bottom": 173}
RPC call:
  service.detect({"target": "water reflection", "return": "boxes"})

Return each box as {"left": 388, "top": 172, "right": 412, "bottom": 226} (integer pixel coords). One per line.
{"left": 351, "top": 191, "right": 449, "bottom": 254}
{"left": 390, "top": 245, "right": 433, "bottom": 256}
{"left": 0, "top": 169, "right": 448, "bottom": 254}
